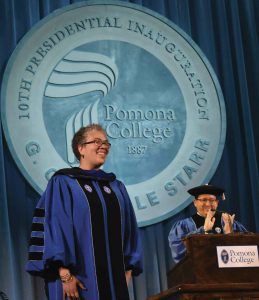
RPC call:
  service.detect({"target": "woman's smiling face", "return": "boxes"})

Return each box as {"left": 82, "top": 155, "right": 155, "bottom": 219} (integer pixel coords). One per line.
{"left": 78, "top": 129, "right": 110, "bottom": 170}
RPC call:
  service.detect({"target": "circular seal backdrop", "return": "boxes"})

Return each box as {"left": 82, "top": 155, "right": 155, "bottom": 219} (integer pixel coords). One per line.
{"left": 1, "top": 0, "right": 226, "bottom": 226}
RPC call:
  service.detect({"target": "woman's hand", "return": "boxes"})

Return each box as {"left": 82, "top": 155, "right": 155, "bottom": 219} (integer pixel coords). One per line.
{"left": 62, "top": 275, "right": 86, "bottom": 299}
{"left": 125, "top": 270, "right": 132, "bottom": 286}
{"left": 59, "top": 267, "right": 86, "bottom": 299}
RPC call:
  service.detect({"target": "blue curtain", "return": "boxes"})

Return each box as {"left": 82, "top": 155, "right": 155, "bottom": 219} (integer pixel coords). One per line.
{"left": 0, "top": 0, "right": 258, "bottom": 299}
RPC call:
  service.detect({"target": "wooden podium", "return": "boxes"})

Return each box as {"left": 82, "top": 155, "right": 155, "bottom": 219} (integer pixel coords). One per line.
{"left": 148, "top": 233, "right": 259, "bottom": 300}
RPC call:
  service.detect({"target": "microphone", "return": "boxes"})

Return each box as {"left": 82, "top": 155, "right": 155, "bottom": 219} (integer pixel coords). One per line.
{"left": 210, "top": 209, "right": 223, "bottom": 216}
{"left": 210, "top": 209, "right": 223, "bottom": 212}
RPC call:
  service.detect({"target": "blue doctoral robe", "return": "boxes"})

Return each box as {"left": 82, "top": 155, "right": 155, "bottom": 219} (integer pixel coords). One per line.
{"left": 168, "top": 214, "right": 248, "bottom": 264}
{"left": 26, "top": 168, "right": 143, "bottom": 300}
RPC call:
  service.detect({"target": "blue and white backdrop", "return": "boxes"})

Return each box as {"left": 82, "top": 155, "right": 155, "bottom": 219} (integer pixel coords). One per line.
{"left": 0, "top": 0, "right": 258, "bottom": 299}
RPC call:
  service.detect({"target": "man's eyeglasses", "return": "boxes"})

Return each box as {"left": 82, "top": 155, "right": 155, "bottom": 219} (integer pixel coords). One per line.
{"left": 82, "top": 138, "right": 111, "bottom": 148}
{"left": 196, "top": 198, "right": 218, "bottom": 204}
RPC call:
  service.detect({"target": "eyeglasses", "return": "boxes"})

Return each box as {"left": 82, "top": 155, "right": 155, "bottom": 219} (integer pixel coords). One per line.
{"left": 82, "top": 138, "right": 111, "bottom": 148}
{"left": 196, "top": 198, "right": 218, "bottom": 204}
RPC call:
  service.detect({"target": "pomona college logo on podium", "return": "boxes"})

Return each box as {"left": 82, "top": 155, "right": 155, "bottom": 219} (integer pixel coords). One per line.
{"left": 1, "top": 1, "right": 226, "bottom": 226}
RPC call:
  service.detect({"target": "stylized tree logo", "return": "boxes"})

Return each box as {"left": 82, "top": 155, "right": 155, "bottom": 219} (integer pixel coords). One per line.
{"left": 45, "top": 50, "right": 118, "bottom": 164}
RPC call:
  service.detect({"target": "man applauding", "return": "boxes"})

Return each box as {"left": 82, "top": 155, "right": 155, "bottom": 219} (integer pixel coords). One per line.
{"left": 168, "top": 184, "right": 248, "bottom": 264}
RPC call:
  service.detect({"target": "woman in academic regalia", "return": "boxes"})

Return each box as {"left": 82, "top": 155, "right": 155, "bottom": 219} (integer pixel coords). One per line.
{"left": 26, "top": 124, "right": 143, "bottom": 300}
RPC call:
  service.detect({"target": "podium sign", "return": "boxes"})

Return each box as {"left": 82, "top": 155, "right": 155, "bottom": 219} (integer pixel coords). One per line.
{"left": 216, "top": 245, "right": 259, "bottom": 268}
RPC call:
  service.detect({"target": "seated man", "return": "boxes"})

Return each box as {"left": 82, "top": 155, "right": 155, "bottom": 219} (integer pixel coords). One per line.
{"left": 168, "top": 184, "right": 248, "bottom": 264}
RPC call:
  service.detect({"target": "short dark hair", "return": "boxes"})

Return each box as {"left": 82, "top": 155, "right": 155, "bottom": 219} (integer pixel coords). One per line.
{"left": 72, "top": 124, "right": 106, "bottom": 160}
